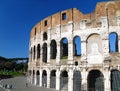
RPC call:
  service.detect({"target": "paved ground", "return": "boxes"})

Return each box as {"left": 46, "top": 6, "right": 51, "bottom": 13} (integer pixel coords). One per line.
{"left": 0, "top": 76, "right": 58, "bottom": 91}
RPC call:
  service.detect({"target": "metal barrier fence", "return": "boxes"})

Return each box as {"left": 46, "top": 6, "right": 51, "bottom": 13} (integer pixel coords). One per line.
{"left": 60, "top": 77, "right": 68, "bottom": 91}
{"left": 50, "top": 76, "right": 56, "bottom": 88}
{"left": 42, "top": 76, "right": 47, "bottom": 87}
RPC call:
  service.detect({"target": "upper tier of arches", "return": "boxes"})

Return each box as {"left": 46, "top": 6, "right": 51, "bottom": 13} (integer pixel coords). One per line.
{"left": 30, "top": 1, "right": 120, "bottom": 38}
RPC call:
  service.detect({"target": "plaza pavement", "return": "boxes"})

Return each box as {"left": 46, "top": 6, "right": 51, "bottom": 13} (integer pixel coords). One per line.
{"left": 0, "top": 76, "right": 58, "bottom": 91}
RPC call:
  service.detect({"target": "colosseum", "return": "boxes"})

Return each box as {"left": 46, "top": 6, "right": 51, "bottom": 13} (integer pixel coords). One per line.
{"left": 28, "top": 1, "right": 120, "bottom": 91}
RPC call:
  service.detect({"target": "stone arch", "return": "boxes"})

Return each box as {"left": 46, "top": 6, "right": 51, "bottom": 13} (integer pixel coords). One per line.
{"left": 109, "top": 32, "right": 118, "bottom": 52}
{"left": 73, "top": 36, "right": 81, "bottom": 56}
{"left": 33, "top": 46, "right": 36, "bottom": 59}
{"left": 60, "top": 70, "right": 68, "bottom": 91}
{"left": 60, "top": 38, "right": 68, "bottom": 59}
{"left": 111, "top": 69, "right": 120, "bottom": 91}
{"left": 50, "top": 40, "right": 57, "bottom": 59}
{"left": 28, "top": 70, "right": 32, "bottom": 76}
{"left": 87, "top": 34, "right": 103, "bottom": 64}
{"left": 73, "top": 70, "right": 82, "bottom": 91}
{"left": 87, "top": 70, "right": 104, "bottom": 91}
{"left": 43, "top": 32, "right": 47, "bottom": 41}
{"left": 36, "top": 70, "right": 40, "bottom": 85}
{"left": 50, "top": 70, "right": 56, "bottom": 88}
{"left": 42, "top": 43, "right": 47, "bottom": 63}
{"left": 37, "top": 44, "right": 40, "bottom": 59}
{"left": 42, "top": 70, "right": 47, "bottom": 87}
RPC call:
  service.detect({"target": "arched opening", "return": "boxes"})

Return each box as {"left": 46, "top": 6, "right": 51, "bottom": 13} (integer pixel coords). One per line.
{"left": 111, "top": 70, "right": 120, "bottom": 91}
{"left": 42, "top": 43, "right": 47, "bottom": 63}
{"left": 87, "top": 70, "right": 104, "bottom": 91}
{"left": 28, "top": 70, "right": 32, "bottom": 83}
{"left": 32, "top": 70, "right": 35, "bottom": 84}
{"left": 73, "top": 70, "right": 81, "bottom": 91}
{"left": 36, "top": 70, "right": 40, "bottom": 85}
{"left": 60, "top": 38, "right": 68, "bottom": 59}
{"left": 50, "top": 40, "right": 57, "bottom": 59}
{"left": 43, "top": 32, "right": 47, "bottom": 41}
{"left": 37, "top": 44, "right": 40, "bottom": 59}
{"left": 42, "top": 70, "right": 47, "bottom": 87}
{"left": 28, "top": 70, "right": 32, "bottom": 76}
{"left": 73, "top": 36, "right": 81, "bottom": 56}
{"left": 50, "top": 70, "right": 56, "bottom": 88}
{"left": 60, "top": 70, "right": 68, "bottom": 91}
{"left": 33, "top": 46, "right": 36, "bottom": 59}
{"left": 109, "top": 33, "right": 118, "bottom": 53}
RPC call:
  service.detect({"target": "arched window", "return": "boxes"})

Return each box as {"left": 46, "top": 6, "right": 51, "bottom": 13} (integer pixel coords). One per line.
{"left": 73, "top": 36, "right": 81, "bottom": 56}
{"left": 50, "top": 40, "right": 57, "bottom": 59}
{"left": 109, "top": 32, "right": 118, "bottom": 52}
{"left": 42, "top": 70, "right": 47, "bottom": 87}
{"left": 43, "top": 32, "right": 47, "bottom": 41}
{"left": 32, "top": 70, "right": 35, "bottom": 84}
{"left": 50, "top": 70, "right": 56, "bottom": 88}
{"left": 60, "top": 38, "right": 68, "bottom": 59}
{"left": 36, "top": 70, "right": 40, "bottom": 85}
{"left": 33, "top": 46, "right": 36, "bottom": 59}
{"left": 42, "top": 43, "right": 47, "bottom": 63}
{"left": 37, "top": 44, "right": 40, "bottom": 59}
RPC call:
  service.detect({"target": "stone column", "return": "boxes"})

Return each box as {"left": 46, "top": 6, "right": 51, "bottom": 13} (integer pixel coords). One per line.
{"left": 103, "top": 68, "right": 111, "bottom": 91}
{"left": 56, "top": 69, "right": 60, "bottom": 90}
{"left": 40, "top": 70, "right": 42, "bottom": 87}
{"left": 56, "top": 41, "right": 60, "bottom": 65}
{"left": 81, "top": 68, "right": 88, "bottom": 91}
{"left": 68, "top": 40, "right": 74, "bottom": 65}
{"left": 47, "top": 69, "right": 50, "bottom": 88}
{"left": 68, "top": 68, "right": 73, "bottom": 91}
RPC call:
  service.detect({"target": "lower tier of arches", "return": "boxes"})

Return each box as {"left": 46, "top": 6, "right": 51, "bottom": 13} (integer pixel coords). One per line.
{"left": 28, "top": 67, "right": 120, "bottom": 91}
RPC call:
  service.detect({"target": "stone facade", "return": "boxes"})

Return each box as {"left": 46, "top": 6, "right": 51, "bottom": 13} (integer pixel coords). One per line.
{"left": 28, "top": 1, "right": 120, "bottom": 91}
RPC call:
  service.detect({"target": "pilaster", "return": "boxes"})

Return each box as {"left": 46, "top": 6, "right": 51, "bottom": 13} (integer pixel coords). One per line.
{"left": 68, "top": 68, "right": 73, "bottom": 91}
{"left": 40, "top": 70, "right": 42, "bottom": 87}
{"left": 119, "top": 38, "right": 120, "bottom": 52}
{"left": 47, "top": 69, "right": 50, "bottom": 88}
{"left": 68, "top": 39, "right": 74, "bottom": 64}
{"left": 56, "top": 69, "right": 60, "bottom": 90}
{"left": 56, "top": 42, "right": 60, "bottom": 65}
{"left": 81, "top": 40, "right": 87, "bottom": 61}
{"left": 103, "top": 68, "right": 111, "bottom": 91}
{"left": 81, "top": 68, "right": 88, "bottom": 91}
{"left": 34, "top": 71, "right": 37, "bottom": 85}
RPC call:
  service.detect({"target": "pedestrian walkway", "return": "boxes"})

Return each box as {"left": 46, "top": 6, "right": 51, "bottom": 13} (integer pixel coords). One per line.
{"left": 0, "top": 76, "right": 58, "bottom": 91}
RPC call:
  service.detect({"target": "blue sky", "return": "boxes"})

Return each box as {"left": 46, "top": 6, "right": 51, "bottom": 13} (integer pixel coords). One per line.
{"left": 0, "top": 0, "right": 108, "bottom": 58}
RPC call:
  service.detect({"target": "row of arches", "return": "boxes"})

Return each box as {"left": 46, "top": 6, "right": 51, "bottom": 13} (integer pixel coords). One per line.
{"left": 30, "top": 32, "right": 119, "bottom": 62}
{"left": 29, "top": 69, "right": 120, "bottom": 91}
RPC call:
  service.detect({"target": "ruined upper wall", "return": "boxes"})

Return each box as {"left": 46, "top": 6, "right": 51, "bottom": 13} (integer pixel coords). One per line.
{"left": 30, "top": 1, "right": 120, "bottom": 38}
